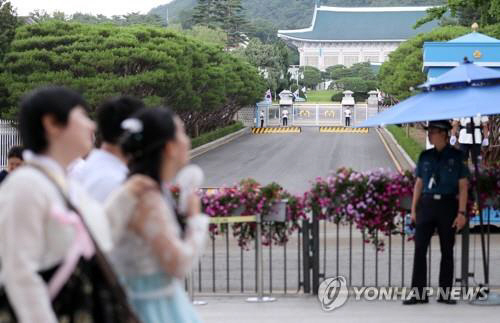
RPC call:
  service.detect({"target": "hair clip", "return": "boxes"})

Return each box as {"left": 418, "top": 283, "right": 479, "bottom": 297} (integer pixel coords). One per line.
{"left": 121, "top": 118, "right": 143, "bottom": 133}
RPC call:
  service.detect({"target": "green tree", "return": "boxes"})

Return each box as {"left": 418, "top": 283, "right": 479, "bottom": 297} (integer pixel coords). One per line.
{"left": 29, "top": 11, "right": 165, "bottom": 26}
{"left": 184, "top": 25, "right": 228, "bottom": 46}
{"left": 379, "top": 25, "right": 469, "bottom": 100}
{"left": 300, "top": 66, "right": 321, "bottom": 89}
{"left": 220, "top": 0, "right": 250, "bottom": 47}
{"left": 0, "top": 21, "right": 265, "bottom": 136}
{"left": 0, "top": 1, "right": 17, "bottom": 61}
{"left": 233, "top": 38, "right": 291, "bottom": 93}
{"left": 151, "top": 0, "right": 446, "bottom": 32}
{"left": 326, "top": 64, "right": 351, "bottom": 80}
{"left": 192, "top": 0, "right": 220, "bottom": 28}
{"left": 336, "top": 77, "right": 377, "bottom": 92}
{"left": 192, "top": 0, "right": 249, "bottom": 48}
{"left": 415, "top": 0, "right": 500, "bottom": 28}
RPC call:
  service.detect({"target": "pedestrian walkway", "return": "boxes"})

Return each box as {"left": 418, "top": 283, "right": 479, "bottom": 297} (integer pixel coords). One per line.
{"left": 251, "top": 127, "right": 301, "bottom": 134}
{"left": 196, "top": 294, "right": 500, "bottom": 323}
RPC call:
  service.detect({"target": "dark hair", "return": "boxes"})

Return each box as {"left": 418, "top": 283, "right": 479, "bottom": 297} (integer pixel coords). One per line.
{"left": 121, "top": 107, "right": 177, "bottom": 184}
{"left": 7, "top": 146, "right": 24, "bottom": 160}
{"left": 96, "top": 96, "right": 145, "bottom": 144}
{"left": 19, "top": 86, "right": 89, "bottom": 153}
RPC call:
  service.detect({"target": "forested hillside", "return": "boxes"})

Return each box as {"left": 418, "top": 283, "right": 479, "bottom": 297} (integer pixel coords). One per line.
{"left": 150, "top": 0, "right": 445, "bottom": 30}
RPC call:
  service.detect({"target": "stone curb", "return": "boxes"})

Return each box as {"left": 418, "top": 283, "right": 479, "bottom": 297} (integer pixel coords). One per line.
{"left": 381, "top": 127, "right": 416, "bottom": 170}
{"left": 190, "top": 127, "right": 250, "bottom": 159}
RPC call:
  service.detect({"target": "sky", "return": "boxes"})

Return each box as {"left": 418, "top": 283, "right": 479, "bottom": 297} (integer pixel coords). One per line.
{"left": 10, "top": 0, "right": 173, "bottom": 17}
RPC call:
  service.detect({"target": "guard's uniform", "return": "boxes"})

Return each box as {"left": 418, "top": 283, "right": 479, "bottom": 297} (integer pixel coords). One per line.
{"left": 344, "top": 109, "right": 351, "bottom": 126}
{"left": 453, "top": 116, "right": 488, "bottom": 162}
{"left": 411, "top": 144, "right": 469, "bottom": 298}
{"left": 282, "top": 110, "right": 289, "bottom": 126}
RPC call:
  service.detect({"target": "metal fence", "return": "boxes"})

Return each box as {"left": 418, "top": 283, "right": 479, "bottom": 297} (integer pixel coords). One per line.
{"left": 189, "top": 223, "right": 303, "bottom": 295}
{"left": 0, "top": 120, "right": 22, "bottom": 170}
{"left": 189, "top": 211, "right": 499, "bottom": 297}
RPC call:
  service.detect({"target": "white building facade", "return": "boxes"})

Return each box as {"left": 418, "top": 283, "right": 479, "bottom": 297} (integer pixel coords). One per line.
{"left": 278, "top": 6, "right": 438, "bottom": 70}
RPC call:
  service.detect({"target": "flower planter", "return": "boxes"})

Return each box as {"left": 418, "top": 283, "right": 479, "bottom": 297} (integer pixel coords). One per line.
{"left": 263, "top": 199, "right": 288, "bottom": 222}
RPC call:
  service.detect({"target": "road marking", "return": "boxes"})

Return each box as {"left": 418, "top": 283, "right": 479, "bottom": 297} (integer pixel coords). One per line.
{"left": 251, "top": 127, "right": 301, "bottom": 134}
{"left": 375, "top": 128, "right": 403, "bottom": 174}
{"left": 318, "top": 127, "right": 369, "bottom": 134}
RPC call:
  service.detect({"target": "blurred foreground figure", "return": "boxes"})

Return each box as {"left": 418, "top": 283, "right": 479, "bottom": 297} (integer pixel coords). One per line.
{"left": 0, "top": 86, "right": 153, "bottom": 323}
{"left": 106, "top": 107, "right": 208, "bottom": 323}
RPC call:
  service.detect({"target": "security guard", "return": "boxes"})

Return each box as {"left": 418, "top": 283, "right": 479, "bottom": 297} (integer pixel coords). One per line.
{"left": 403, "top": 120, "right": 469, "bottom": 305}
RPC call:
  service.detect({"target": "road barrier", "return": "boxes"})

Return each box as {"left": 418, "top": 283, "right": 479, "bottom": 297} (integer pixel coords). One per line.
{"left": 252, "top": 127, "right": 301, "bottom": 134}
{"left": 319, "top": 126, "right": 369, "bottom": 134}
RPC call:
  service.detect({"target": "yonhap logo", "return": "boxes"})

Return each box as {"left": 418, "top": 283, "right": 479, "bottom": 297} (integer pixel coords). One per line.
{"left": 318, "top": 276, "right": 348, "bottom": 311}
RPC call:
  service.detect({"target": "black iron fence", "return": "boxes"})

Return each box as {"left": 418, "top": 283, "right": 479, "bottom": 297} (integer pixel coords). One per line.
{"left": 189, "top": 209, "right": 499, "bottom": 297}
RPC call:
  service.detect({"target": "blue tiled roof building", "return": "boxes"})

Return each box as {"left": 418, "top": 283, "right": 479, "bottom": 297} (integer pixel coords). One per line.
{"left": 278, "top": 6, "right": 438, "bottom": 71}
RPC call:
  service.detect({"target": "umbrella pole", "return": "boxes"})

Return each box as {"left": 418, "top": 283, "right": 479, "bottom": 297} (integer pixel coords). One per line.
{"left": 469, "top": 119, "right": 500, "bottom": 306}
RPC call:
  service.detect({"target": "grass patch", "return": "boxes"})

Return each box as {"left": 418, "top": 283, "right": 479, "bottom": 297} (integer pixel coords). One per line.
{"left": 386, "top": 125, "right": 425, "bottom": 162}
{"left": 191, "top": 121, "right": 245, "bottom": 149}
{"left": 305, "top": 90, "right": 336, "bottom": 102}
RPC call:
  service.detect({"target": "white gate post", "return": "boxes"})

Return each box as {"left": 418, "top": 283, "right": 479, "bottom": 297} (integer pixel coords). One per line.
{"left": 316, "top": 104, "right": 319, "bottom": 126}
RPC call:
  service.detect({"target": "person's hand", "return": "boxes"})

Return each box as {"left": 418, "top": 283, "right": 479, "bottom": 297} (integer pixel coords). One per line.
{"left": 482, "top": 138, "right": 489, "bottom": 147}
{"left": 452, "top": 214, "right": 467, "bottom": 231}
{"left": 186, "top": 192, "right": 201, "bottom": 218}
{"left": 410, "top": 210, "right": 416, "bottom": 224}
{"left": 450, "top": 136, "right": 457, "bottom": 145}
{"left": 125, "top": 174, "right": 158, "bottom": 198}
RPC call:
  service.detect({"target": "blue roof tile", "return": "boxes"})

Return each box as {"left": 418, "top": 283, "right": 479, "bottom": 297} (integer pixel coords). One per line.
{"left": 278, "top": 6, "right": 439, "bottom": 41}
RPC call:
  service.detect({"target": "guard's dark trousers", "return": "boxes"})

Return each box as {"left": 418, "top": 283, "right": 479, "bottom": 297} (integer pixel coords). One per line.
{"left": 411, "top": 195, "right": 458, "bottom": 299}
{"left": 345, "top": 117, "right": 351, "bottom": 126}
{"left": 283, "top": 117, "right": 288, "bottom": 126}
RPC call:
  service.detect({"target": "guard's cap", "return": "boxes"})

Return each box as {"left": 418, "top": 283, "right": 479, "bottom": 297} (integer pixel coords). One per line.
{"left": 424, "top": 120, "right": 452, "bottom": 131}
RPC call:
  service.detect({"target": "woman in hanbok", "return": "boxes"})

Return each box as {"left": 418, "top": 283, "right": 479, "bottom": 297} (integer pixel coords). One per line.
{"left": 106, "top": 107, "right": 208, "bottom": 323}
{"left": 0, "top": 86, "right": 153, "bottom": 322}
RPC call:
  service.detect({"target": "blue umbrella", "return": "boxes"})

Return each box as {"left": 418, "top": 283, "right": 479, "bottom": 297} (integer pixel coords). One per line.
{"left": 360, "top": 60, "right": 500, "bottom": 127}
{"left": 361, "top": 85, "right": 500, "bottom": 127}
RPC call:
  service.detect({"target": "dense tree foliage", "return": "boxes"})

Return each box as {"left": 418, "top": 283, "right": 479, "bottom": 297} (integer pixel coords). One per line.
{"left": 25, "top": 10, "right": 166, "bottom": 26}
{"left": 192, "top": 0, "right": 250, "bottom": 47}
{"left": 151, "top": 0, "right": 445, "bottom": 31}
{"left": 0, "top": 22, "right": 265, "bottom": 136}
{"left": 232, "top": 38, "right": 291, "bottom": 95}
{"left": 167, "top": 23, "right": 228, "bottom": 47}
{"left": 0, "top": 1, "right": 17, "bottom": 61}
{"left": 300, "top": 66, "right": 322, "bottom": 89}
{"left": 327, "top": 62, "right": 377, "bottom": 81}
{"left": 415, "top": 0, "right": 500, "bottom": 28}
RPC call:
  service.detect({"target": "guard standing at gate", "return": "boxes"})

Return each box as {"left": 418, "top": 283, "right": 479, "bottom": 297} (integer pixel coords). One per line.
{"left": 259, "top": 110, "right": 265, "bottom": 128}
{"left": 344, "top": 108, "right": 352, "bottom": 127}
{"left": 403, "top": 120, "right": 469, "bottom": 305}
{"left": 450, "top": 116, "right": 489, "bottom": 162}
{"left": 282, "top": 109, "right": 289, "bottom": 127}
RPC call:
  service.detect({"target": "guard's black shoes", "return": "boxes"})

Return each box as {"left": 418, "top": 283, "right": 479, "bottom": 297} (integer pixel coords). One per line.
{"left": 437, "top": 298, "right": 457, "bottom": 305}
{"left": 402, "top": 298, "right": 429, "bottom": 305}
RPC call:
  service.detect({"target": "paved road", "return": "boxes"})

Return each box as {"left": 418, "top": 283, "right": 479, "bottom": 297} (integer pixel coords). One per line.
{"left": 196, "top": 294, "right": 500, "bottom": 323}
{"left": 192, "top": 127, "right": 395, "bottom": 194}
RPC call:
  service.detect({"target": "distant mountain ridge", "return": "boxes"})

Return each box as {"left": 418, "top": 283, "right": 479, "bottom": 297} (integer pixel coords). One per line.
{"left": 150, "top": 0, "right": 445, "bottom": 30}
